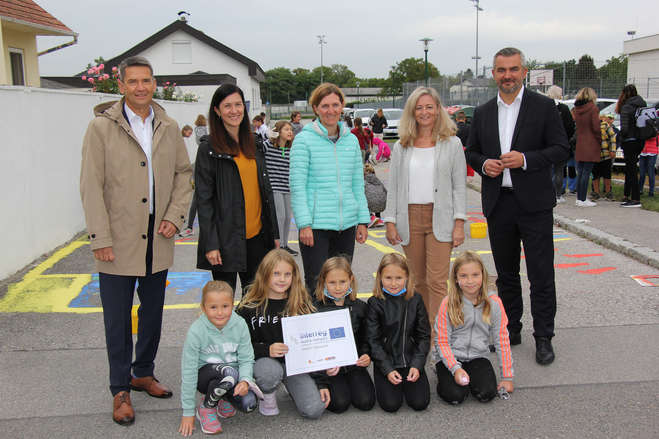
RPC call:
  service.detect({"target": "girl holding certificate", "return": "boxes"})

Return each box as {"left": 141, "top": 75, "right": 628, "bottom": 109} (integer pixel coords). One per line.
{"left": 366, "top": 253, "right": 431, "bottom": 412}
{"left": 236, "top": 249, "right": 328, "bottom": 419}
{"left": 312, "top": 257, "right": 376, "bottom": 413}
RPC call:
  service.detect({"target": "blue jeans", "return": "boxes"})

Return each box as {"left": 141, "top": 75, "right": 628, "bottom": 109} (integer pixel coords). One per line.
{"left": 566, "top": 157, "right": 577, "bottom": 191}
{"left": 576, "top": 161, "right": 595, "bottom": 201}
{"left": 639, "top": 155, "right": 657, "bottom": 195}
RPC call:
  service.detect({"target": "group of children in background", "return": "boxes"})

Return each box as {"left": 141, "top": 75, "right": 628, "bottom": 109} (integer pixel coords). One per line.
{"left": 178, "top": 249, "right": 514, "bottom": 435}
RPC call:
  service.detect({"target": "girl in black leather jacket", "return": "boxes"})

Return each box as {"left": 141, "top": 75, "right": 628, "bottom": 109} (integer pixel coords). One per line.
{"left": 366, "top": 253, "right": 430, "bottom": 412}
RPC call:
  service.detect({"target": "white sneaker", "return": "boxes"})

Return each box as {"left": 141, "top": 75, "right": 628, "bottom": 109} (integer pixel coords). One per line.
{"left": 259, "top": 392, "right": 279, "bottom": 416}
{"left": 556, "top": 196, "right": 566, "bottom": 203}
{"left": 576, "top": 199, "right": 596, "bottom": 207}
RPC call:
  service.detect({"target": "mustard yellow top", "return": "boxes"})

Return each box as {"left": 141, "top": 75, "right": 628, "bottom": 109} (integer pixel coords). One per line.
{"left": 234, "top": 152, "right": 262, "bottom": 239}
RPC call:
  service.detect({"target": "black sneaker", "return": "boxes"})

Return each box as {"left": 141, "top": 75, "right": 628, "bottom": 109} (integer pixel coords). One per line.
{"left": 621, "top": 200, "right": 641, "bottom": 208}
{"left": 282, "top": 246, "right": 298, "bottom": 256}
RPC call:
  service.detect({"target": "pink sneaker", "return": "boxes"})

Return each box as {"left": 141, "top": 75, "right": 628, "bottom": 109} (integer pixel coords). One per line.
{"left": 217, "top": 400, "right": 236, "bottom": 418}
{"left": 196, "top": 404, "right": 222, "bottom": 434}
{"left": 259, "top": 392, "right": 279, "bottom": 416}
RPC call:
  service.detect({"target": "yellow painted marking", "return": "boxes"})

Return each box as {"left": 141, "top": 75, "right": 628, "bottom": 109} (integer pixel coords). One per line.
{"left": 553, "top": 238, "right": 571, "bottom": 242}
{"left": 364, "top": 239, "right": 401, "bottom": 255}
{"left": 175, "top": 241, "right": 198, "bottom": 245}
{"left": 368, "top": 230, "right": 386, "bottom": 238}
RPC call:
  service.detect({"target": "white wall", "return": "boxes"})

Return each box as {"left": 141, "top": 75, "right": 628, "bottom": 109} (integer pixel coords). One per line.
{"left": 0, "top": 86, "right": 207, "bottom": 279}
{"left": 623, "top": 34, "right": 659, "bottom": 99}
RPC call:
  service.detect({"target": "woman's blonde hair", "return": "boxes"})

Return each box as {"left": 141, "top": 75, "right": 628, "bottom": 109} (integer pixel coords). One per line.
{"left": 372, "top": 253, "right": 415, "bottom": 300}
{"left": 363, "top": 163, "right": 375, "bottom": 175}
{"left": 398, "top": 87, "right": 456, "bottom": 147}
{"left": 575, "top": 87, "right": 597, "bottom": 103}
{"left": 314, "top": 256, "right": 358, "bottom": 304}
{"left": 269, "top": 120, "right": 293, "bottom": 148}
{"left": 201, "top": 280, "right": 234, "bottom": 308}
{"left": 237, "top": 249, "right": 315, "bottom": 316}
{"left": 446, "top": 251, "right": 491, "bottom": 327}
{"left": 309, "top": 83, "right": 345, "bottom": 116}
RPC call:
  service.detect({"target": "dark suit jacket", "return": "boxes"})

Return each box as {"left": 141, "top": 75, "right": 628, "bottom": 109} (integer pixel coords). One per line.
{"left": 465, "top": 88, "right": 570, "bottom": 217}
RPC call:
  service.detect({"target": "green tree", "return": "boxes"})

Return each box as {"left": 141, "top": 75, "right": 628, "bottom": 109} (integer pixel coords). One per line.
{"left": 262, "top": 67, "right": 296, "bottom": 104}
{"left": 382, "top": 57, "right": 440, "bottom": 95}
{"left": 327, "top": 64, "right": 357, "bottom": 87}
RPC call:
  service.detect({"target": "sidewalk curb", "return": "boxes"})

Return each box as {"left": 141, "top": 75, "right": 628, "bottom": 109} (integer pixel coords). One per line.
{"left": 466, "top": 182, "right": 659, "bottom": 270}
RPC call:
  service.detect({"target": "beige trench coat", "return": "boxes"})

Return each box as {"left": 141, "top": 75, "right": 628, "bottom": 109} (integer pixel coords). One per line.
{"left": 80, "top": 99, "right": 192, "bottom": 276}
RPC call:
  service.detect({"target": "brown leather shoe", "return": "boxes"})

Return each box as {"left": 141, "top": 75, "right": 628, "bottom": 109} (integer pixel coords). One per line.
{"left": 130, "top": 376, "right": 173, "bottom": 398}
{"left": 112, "top": 391, "right": 135, "bottom": 425}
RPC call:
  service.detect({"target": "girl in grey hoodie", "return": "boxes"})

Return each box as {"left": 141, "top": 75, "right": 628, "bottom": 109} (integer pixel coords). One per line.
{"left": 434, "top": 251, "right": 514, "bottom": 404}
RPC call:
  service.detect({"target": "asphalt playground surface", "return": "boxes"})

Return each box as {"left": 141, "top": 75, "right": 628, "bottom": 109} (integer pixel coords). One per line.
{"left": 0, "top": 164, "right": 658, "bottom": 438}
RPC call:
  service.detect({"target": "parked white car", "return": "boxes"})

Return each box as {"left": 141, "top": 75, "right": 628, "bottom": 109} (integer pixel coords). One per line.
{"left": 352, "top": 108, "right": 375, "bottom": 127}
{"left": 381, "top": 109, "right": 403, "bottom": 138}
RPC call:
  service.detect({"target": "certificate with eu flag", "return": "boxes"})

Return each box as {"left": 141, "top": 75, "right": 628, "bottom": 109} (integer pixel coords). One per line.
{"left": 281, "top": 308, "right": 358, "bottom": 376}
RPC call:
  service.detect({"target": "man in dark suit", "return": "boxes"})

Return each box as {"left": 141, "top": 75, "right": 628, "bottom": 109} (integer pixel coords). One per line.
{"left": 466, "top": 47, "right": 569, "bottom": 365}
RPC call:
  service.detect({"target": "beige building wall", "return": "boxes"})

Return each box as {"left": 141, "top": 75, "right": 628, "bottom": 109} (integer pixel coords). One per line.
{"left": 1, "top": 23, "right": 40, "bottom": 87}
{"left": 0, "top": 21, "right": 6, "bottom": 85}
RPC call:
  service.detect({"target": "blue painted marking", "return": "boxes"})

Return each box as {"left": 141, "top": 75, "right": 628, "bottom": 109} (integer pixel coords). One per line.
{"left": 68, "top": 272, "right": 212, "bottom": 308}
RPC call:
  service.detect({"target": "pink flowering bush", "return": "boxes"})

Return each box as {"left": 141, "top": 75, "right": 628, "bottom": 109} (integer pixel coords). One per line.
{"left": 81, "top": 62, "right": 119, "bottom": 94}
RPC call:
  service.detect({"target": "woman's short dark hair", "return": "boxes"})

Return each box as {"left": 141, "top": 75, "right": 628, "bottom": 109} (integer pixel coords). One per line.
{"left": 290, "top": 111, "right": 301, "bottom": 121}
{"left": 208, "top": 84, "right": 255, "bottom": 158}
{"left": 194, "top": 114, "right": 207, "bottom": 126}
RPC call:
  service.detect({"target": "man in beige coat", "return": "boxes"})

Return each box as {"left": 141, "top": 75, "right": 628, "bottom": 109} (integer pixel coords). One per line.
{"left": 80, "top": 56, "right": 192, "bottom": 425}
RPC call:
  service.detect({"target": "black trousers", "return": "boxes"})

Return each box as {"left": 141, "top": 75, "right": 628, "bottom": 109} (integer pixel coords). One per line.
{"left": 373, "top": 367, "right": 430, "bottom": 412}
{"left": 326, "top": 367, "right": 376, "bottom": 413}
{"left": 486, "top": 191, "right": 556, "bottom": 338}
{"left": 622, "top": 140, "right": 643, "bottom": 200}
{"left": 299, "top": 227, "right": 356, "bottom": 294}
{"left": 197, "top": 364, "right": 257, "bottom": 412}
{"left": 212, "top": 232, "right": 269, "bottom": 295}
{"left": 99, "top": 214, "right": 169, "bottom": 396}
{"left": 435, "top": 359, "right": 497, "bottom": 404}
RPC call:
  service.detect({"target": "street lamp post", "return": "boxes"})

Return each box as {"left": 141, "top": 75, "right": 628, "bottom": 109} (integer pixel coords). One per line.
{"left": 419, "top": 38, "right": 433, "bottom": 87}
{"left": 317, "top": 35, "right": 326, "bottom": 84}
{"left": 469, "top": 0, "right": 483, "bottom": 78}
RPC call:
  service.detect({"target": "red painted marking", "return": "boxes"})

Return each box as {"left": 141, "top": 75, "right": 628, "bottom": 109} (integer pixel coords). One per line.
{"left": 467, "top": 211, "right": 483, "bottom": 215}
{"left": 563, "top": 253, "right": 603, "bottom": 258}
{"left": 555, "top": 263, "right": 589, "bottom": 268}
{"left": 577, "top": 267, "right": 616, "bottom": 275}
{"left": 468, "top": 217, "right": 486, "bottom": 223}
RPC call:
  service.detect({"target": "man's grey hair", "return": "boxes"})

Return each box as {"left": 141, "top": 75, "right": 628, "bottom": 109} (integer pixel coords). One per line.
{"left": 492, "top": 47, "right": 526, "bottom": 68}
{"left": 546, "top": 85, "right": 563, "bottom": 100}
{"left": 118, "top": 56, "right": 154, "bottom": 80}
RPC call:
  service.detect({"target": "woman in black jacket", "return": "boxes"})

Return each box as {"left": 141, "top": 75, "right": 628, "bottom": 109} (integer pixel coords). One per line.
{"left": 616, "top": 84, "right": 647, "bottom": 207}
{"left": 366, "top": 253, "right": 430, "bottom": 412}
{"left": 195, "top": 84, "right": 279, "bottom": 293}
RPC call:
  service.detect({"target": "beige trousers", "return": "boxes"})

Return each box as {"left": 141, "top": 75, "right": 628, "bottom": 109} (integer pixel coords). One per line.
{"left": 402, "top": 204, "right": 452, "bottom": 331}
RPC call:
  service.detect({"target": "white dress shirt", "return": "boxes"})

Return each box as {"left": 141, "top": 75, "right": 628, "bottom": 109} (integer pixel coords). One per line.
{"left": 125, "top": 103, "right": 155, "bottom": 213}
{"left": 496, "top": 86, "right": 525, "bottom": 188}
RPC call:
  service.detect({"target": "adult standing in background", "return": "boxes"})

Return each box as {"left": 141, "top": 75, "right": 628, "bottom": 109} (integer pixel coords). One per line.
{"left": 180, "top": 115, "right": 208, "bottom": 237}
{"left": 290, "top": 83, "right": 370, "bottom": 294}
{"left": 264, "top": 120, "right": 298, "bottom": 256}
{"left": 369, "top": 108, "right": 388, "bottom": 140}
{"left": 466, "top": 47, "right": 569, "bottom": 365}
{"left": 291, "top": 111, "right": 303, "bottom": 136}
{"left": 80, "top": 56, "right": 192, "bottom": 425}
{"left": 572, "top": 87, "right": 601, "bottom": 207}
{"left": 455, "top": 111, "right": 474, "bottom": 180}
{"left": 616, "top": 84, "right": 646, "bottom": 207}
{"left": 351, "top": 117, "right": 373, "bottom": 163}
{"left": 383, "top": 86, "right": 466, "bottom": 330}
{"left": 546, "top": 85, "right": 575, "bottom": 204}
{"left": 195, "top": 84, "right": 279, "bottom": 293}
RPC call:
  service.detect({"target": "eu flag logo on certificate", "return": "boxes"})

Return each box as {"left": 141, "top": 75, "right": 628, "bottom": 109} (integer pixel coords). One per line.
{"left": 329, "top": 327, "right": 345, "bottom": 339}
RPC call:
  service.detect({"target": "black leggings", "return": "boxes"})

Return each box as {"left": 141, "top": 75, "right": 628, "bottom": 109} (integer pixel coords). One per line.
{"left": 299, "top": 227, "right": 356, "bottom": 295}
{"left": 435, "top": 358, "right": 497, "bottom": 405}
{"left": 622, "top": 140, "right": 643, "bottom": 200}
{"left": 197, "top": 364, "right": 257, "bottom": 412}
{"left": 326, "top": 367, "right": 376, "bottom": 413}
{"left": 373, "top": 367, "right": 430, "bottom": 412}
{"left": 212, "top": 231, "right": 269, "bottom": 294}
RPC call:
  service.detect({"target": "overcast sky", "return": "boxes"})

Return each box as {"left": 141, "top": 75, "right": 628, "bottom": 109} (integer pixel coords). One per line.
{"left": 36, "top": 0, "right": 658, "bottom": 78}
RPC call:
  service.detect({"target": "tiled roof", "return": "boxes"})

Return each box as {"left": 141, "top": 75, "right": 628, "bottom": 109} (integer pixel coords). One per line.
{"left": 0, "top": 0, "right": 73, "bottom": 34}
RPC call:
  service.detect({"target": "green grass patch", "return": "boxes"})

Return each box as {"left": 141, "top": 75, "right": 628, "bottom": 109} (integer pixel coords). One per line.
{"left": 604, "top": 178, "right": 659, "bottom": 212}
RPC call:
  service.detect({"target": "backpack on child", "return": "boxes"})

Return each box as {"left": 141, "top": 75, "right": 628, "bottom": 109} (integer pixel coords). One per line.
{"left": 634, "top": 106, "right": 659, "bottom": 141}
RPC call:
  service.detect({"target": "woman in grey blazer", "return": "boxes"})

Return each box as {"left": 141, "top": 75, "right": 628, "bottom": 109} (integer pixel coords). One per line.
{"left": 383, "top": 87, "right": 467, "bottom": 329}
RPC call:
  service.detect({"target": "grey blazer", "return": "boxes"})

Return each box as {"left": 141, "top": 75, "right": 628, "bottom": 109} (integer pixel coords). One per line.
{"left": 382, "top": 136, "right": 467, "bottom": 244}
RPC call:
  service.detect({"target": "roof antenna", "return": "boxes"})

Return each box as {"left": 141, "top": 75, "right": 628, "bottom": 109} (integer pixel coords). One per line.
{"left": 178, "top": 11, "right": 190, "bottom": 22}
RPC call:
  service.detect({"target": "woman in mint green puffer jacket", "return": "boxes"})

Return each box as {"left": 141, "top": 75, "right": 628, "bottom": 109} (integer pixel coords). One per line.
{"left": 290, "top": 84, "right": 370, "bottom": 293}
